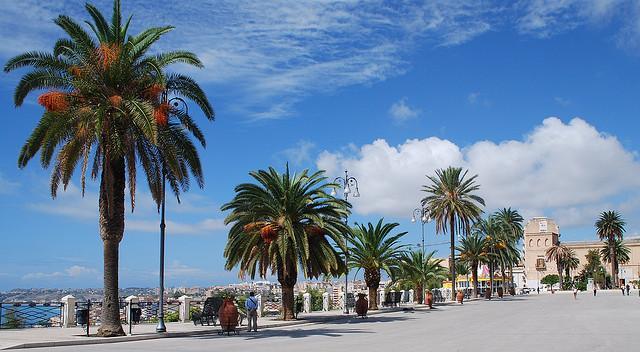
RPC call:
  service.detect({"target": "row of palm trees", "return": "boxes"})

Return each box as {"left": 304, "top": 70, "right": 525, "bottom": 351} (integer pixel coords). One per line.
{"left": 545, "top": 210, "right": 628, "bottom": 289}
{"left": 456, "top": 209, "right": 524, "bottom": 298}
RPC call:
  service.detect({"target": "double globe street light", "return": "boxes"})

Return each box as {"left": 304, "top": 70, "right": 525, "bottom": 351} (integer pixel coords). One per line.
{"left": 411, "top": 207, "right": 431, "bottom": 256}
{"left": 156, "top": 93, "right": 189, "bottom": 333}
{"left": 330, "top": 170, "right": 360, "bottom": 314}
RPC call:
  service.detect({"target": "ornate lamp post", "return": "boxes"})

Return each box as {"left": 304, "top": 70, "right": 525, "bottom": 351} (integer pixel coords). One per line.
{"left": 156, "top": 94, "right": 189, "bottom": 333}
{"left": 411, "top": 207, "right": 430, "bottom": 256}
{"left": 411, "top": 207, "right": 430, "bottom": 303}
{"left": 330, "top": 170, "right": 360, "bottom": 314}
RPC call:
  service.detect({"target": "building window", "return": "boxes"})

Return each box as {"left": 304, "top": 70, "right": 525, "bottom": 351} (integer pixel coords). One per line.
{"left": 529, "top": 239, "right": 533, "bottom": 248}
{"left": 545, "top": 239, "right": 549, "bottom": 246}
{"left": 537, "top": 239, "right": 541, "bottom": 247}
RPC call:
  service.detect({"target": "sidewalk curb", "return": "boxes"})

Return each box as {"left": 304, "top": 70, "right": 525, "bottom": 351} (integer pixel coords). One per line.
{"left": 2, "top": 305, "right": 431, "bottom": 350}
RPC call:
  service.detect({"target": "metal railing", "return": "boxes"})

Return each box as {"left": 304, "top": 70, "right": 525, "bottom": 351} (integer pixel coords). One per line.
{"left": 0, "top": 302, "right": 63, "bottom": 329}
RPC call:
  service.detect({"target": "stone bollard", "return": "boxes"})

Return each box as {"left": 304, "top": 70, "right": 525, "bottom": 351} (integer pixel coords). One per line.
{"left": 303, "top": 292, "right": 311, "bottom": 313}
{"left": 379, "top": 289, "right": 385, "bottom": 307}
{"left": 256, "top": 294, "right": 263, "bottom": 317}
{"left": 178, "top": 295, "right": 191, "bottom": 323}
{"left": 408, "top": 289, "right": 414, "bottom": 304}
{"left": 124, "top": 295, "right": 139, "bottom": 325}
{"left": 400, "top": 290, "right": 405, "bottom": 304}
{"left": 322, "top": 292, "right": 330, "bottom": 311}
{"left": 341, "top": 292, "right": 347, "bottom": 311}
{"left": 61, "top": 295, "right": 76, "bottom": 328}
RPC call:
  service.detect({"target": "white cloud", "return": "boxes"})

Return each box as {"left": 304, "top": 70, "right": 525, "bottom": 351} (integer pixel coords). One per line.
{"left": 0, "top": 173, "right": 20, "bottom": 194}
{"left": 165, "top": 261, "right": 208, "bottom": 279}
{"left": 554, "top": 96, "right": 571, "bottom": 106}
{"left": 127, "top": 218, "right": 226, "bottom": 235}
{"left": 23, "top": 265, "right": 96, "bottom": 280}
{"left": 317, "top": 117, "right": 640, "bottom": 229}
{"left": 26, "top": 182, "right": 225, "bottom": 235}
{"left": 278, "top": 140, "right": 316, "bottom": 166}
{"left": 389, "top": 98, "right": 421, "bottom": 122}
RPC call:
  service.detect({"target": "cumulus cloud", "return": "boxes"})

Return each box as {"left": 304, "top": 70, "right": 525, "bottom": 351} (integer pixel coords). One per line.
{"left": 26, "top": 182, "right": 226, "bottom": 235}
{"left": 0, "top": 173, "right": 20, "bottom": 194}
{"left": 389, "top": 98, "right": 421, "bottom": 122}
{"left": 317, "top": 117, "right": 640, "bottom": 228}
{"left": 277, "top": 140, "right": 316, "bottom": 166}
{"left": 23, "top": 265, "right": 96, "bottom": 280}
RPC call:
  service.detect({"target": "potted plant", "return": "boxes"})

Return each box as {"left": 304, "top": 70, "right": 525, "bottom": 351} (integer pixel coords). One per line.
{"left": 497, "top": 286, "right": 504, "bottom": 298}
{"left": 355, "top": 293, "right": 368, "bottom": 318}
{"left": 425, "top": 290, "right": 433, "bottom": 309}
{"left": 456, "top": 290, "right": 464, "bottom": 304}
{"left": 217, "top": 293, "right": 239, "bottom": 334}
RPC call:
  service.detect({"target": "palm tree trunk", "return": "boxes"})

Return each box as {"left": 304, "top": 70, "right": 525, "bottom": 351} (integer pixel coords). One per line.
{"left": 97, "top": 157, "right": 126, "bottom": 337}
{"left": 610, "top": 239, "right": 618, "bottom": 287}
{"left": 557, "top": 263, "right": 564, "bottom": 291}
{"left": 278, "top": 262, "right": 297, "bottom": 320}
{"left": 365, "top": 268, "right": 380, "bottom": 310}
{"left": 472, "top": 261, "right": 479, "bottom": 298}
{"left": 489, "top": 260, "right": 493, "bottom": 298}
{"left": 449, "top": 215, "right": 456, "bottom": 301}
{"left": 416, "top": 283, "right": 425, "bottom": 304}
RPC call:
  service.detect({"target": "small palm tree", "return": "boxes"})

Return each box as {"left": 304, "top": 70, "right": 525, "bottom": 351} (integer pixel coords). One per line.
{"left": 349, "top": 219, "right": 407, "bottom": 310}
{"left": 474, "top": 217, "right": 505, "bottom": 296}
{"left": 600, "top": 239, "right": 631, "bottom": 277}
{"left": 395, "top": 250, "right": 448, "bottom": 302}
{"left": 562, "top": 249, "right": 580, "bottom": 283}
{"left": 545, "top": 243, "right": 571, "bottom": 290}
{"left": 456, "top": 233, "right": 488, "bottom": 297}
{"left": 222, "top": 166, "right": 350, "bottom": 320}
{"left": 494, "top": 208, "right": 524, "bottom": 289}
{"left": 455, "top": 261, "right": 471, "bottom": 291}
{"left": 4, "top": 0, "right": 213, "bottom": 336}
{"left": 422, "top": 167, "right": 485, "bottom": 300}
{"left": 595, "top": 211, "right": 626, "bottom": 287}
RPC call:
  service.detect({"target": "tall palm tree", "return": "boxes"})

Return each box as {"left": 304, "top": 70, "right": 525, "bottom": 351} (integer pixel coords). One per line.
{"left": 422, "top": 167, "right": 485, "bottom": 300}
{"left": 595, "top": 211, "right": 626, "bottom": 287}
{"left": 222, "top": 166, "right": 350, "bottom": 320}
{"left": 545, "top": 243, "right": 571, "bottom": 290}
{"left": 4, "top": 0, "right": 213, "bottom": 336}
{"left": 494, "top": 208, "right": 524, "bottom": 289}
{"left": 456, "top": 233, "right": 488, "bottom": 298}
{"left": 395, "top": 250, "right": 448, "bottom": 302}
{"left": 600, "top": 239, "right": 631, "bottom": 277}
{"left": 474, "top": 217, "right": 505, "bottom": 296}
{"left": 349, "top": 219, "right": 406, "bottom": 309}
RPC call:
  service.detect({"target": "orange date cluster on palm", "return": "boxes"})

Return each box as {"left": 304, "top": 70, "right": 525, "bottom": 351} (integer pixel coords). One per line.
{"left": 305, "top": 225, "right": 325, "bottom": 236}
{"left": 37, "top": 91, "right": 69, "bottom": 112}
{"left": 260, "top": 225, "right": 279, "bottom": 244}
{"left": 154, "top": 103, "right": 170, "bottom": 125}
{"left": 109, "top": 95, "right": 123, "bottom": 108}
{"left": 145, "top": 83, "right": 165, "bottom": 100}
{"left": 97, "top": 43, "right": 121, "bottom": 70}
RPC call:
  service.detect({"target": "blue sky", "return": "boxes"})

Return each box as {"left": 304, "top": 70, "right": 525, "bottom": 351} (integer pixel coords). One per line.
{"left": 1, "top": 0, "right": 640, "bottom": 290}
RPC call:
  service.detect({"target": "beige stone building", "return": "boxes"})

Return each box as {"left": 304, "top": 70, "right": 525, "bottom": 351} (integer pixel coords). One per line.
{"left": 523, "top": 217, "right": 640, "bottom": 289}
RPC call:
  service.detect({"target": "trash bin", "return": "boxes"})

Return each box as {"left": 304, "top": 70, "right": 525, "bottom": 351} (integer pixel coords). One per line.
{"left": 76, "top": 308, "right": 89, "bottom": 325}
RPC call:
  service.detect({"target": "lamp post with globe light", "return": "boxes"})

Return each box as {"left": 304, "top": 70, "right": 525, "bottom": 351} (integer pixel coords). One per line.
{"left": 411, "top": 207, "right": 430, "bottom": 303}
{"left": 330, "top": 170, "right": 360, "bottom": 314}
{"left": 156, "top": 94, "right": 189, "bottom": 333}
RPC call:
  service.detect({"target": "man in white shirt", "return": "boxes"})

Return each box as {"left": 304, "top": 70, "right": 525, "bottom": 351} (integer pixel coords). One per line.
{"left": 245, "top": 292, "right": 258, "bottom": 332}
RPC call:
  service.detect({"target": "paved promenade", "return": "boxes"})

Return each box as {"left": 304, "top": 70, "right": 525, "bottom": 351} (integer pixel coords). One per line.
{"left": 4, "top": 291, "right": 639, "bottom": 351}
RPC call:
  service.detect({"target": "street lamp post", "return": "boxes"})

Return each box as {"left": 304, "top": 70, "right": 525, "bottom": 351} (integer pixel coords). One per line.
{"left": 330, "top": 170, "right": 360, "bottom": 314}
{"left": 411, "top": 207, "right": 430, "bottom": 304}
{"left": 156, "top": 94, "right": 189, "bottom": 333}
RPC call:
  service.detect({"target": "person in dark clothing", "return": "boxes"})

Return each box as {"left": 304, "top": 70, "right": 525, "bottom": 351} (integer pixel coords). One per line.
{"left": 621, "top": 286, "right": 625, "bottom": 295}
{"left": 593, "top": 287, "right": 597, "bottom": 296}
{"left": 626, "top": 284, "right": 630, "bottom": 296}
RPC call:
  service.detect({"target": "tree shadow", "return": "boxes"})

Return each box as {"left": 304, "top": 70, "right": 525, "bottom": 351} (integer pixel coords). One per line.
{"left": 193, "top": 327, "right": 372, "bottom": 340}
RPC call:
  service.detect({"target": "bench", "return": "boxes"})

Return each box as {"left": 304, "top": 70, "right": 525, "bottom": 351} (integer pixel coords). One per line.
{"left": 192, "top": 297, "right": 222, "bottom": 326}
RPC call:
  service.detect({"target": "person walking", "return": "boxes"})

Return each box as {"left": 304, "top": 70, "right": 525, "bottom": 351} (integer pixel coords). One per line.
{"left": 573, "top": 286, "right": 578, "bottom": 300}
{"left": 621, "top": 286, "right": 625, "bottom": 295}
{"left": 245, "top": 292, "right": 258, "bottom": 332}
{"left": 593, "top": 286, "right": 597, "bottom": 296}
{"left": 626, "top": 284, "right": 630, "bottom": 296}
